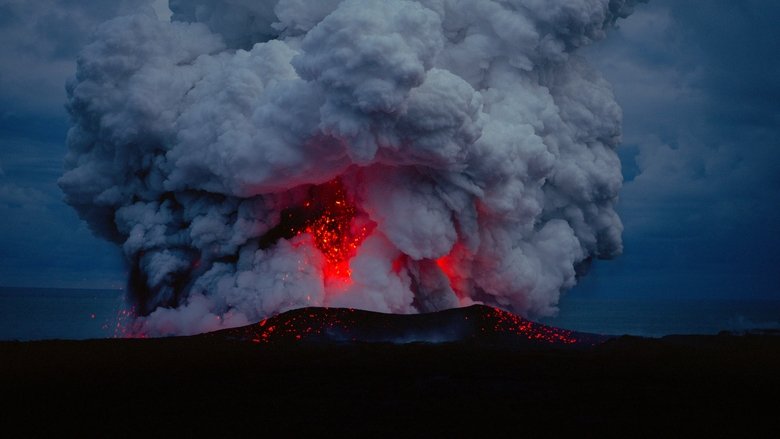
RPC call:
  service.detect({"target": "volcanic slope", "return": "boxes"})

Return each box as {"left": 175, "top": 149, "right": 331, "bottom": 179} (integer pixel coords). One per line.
{"left": 206, "top": 304, "right": 609, "bottom": 346}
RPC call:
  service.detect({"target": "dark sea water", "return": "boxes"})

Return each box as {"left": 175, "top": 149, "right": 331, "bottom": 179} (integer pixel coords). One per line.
{"left": 540, "top": 297, "right": 780, "bottom": 337}
{"left": 0, "top": 287, "right": 127, "bottom": 341}
{"left": 1, "top": 287, "right": 779, "bottom": 340}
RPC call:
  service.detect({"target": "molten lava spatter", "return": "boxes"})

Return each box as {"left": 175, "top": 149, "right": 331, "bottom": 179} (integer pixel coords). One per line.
{"left": 110, "top": 306, "right": 147, "bottom": 339}
{"left": 295, "top": 178, "right": 373, "bottom": 280}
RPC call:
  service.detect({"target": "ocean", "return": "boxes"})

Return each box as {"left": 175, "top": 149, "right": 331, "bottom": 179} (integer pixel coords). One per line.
{"left": 540, "top": 297, "right": 780, "bottom": 337}
{"left": 0, "top": 287, "right": 127, "bottom": 341}
{"left": 1, "top": 286, "right": 779, "bottom": 340}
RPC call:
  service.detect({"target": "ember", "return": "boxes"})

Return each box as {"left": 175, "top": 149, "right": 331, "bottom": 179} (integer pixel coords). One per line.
{"left": 293, "top": 178, "right": 373, "bottom": 280}
{"left": 109, "top": 306, "right": 147, "bottom": 339}
{"left": 210, "top": 304, "right": 605, "bottom": 346}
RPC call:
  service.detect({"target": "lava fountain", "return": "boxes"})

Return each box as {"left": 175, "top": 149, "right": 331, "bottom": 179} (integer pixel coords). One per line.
{"left": 283, "top": 178, "right": 374, "bottom": 282}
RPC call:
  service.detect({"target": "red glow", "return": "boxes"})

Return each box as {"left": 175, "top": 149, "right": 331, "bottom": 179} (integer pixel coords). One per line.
{"left": 436, "top": 246, "right": 465, "bottom": 299}
{"left": 436, "top": 256, "right": 456, "bottom": 280}
{"left": 295, "top": 178, "right": 373, "bottom": 280}
{"left": 391, "top": 256, "right": 405, "bottom": 274}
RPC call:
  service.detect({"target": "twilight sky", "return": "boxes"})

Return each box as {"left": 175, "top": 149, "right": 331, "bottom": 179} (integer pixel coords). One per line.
{"left": 0, "top": 0, "right": 778, "bottom": 301}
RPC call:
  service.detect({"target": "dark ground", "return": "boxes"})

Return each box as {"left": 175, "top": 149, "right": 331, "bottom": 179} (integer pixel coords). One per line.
{"left": 2, "top": 334, "right": 779, "bottom": 437}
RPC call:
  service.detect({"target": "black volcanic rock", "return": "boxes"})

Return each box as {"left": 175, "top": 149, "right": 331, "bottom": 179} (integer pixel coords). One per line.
{"left": 205, "top": 304, "right": 609, "bottom": 346}
{"left": 3, "top": 318, "right": 780, "bottom": 436}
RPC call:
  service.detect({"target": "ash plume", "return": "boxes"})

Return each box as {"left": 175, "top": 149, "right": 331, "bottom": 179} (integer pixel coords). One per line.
{"left": 60, "top": 0, "right": 639, "bottom": 335}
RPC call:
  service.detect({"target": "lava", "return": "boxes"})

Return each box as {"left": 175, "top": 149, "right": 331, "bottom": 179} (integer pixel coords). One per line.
{"left": 292, "top": 178, "right": 373, "bottom": 281}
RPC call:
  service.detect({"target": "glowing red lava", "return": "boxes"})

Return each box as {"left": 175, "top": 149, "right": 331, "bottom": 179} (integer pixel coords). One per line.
{"left": 295, "top": 178, "right": 373, "bottom": 280}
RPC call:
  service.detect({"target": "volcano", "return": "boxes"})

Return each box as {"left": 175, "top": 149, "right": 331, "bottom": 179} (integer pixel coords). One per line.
{"left": 206, "top": 304, "right": 608, "bottom": 346}
{"left": 60, "top": 0, "right": 636, "bottom": 336}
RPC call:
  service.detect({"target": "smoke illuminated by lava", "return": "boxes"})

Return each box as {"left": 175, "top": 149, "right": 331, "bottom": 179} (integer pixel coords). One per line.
{"left": 59, "top": 0, "right": 641, "bottom": 335}
{"left": 291, "top": 178, "right": 373, "bottom": 281}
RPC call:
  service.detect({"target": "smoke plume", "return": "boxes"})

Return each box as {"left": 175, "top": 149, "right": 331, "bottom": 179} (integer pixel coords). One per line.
{"left": 60, "top": 0, "right": 639, "bottom": 335}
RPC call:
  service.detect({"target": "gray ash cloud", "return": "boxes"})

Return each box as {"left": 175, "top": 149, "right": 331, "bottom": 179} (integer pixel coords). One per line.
{"left": 59, "top": 0, "right": 639, "bottom": 335}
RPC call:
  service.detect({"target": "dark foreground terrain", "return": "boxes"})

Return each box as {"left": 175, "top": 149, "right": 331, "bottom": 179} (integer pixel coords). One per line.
{"left": 2, "top": 309, "right": 779, "bottom": 437}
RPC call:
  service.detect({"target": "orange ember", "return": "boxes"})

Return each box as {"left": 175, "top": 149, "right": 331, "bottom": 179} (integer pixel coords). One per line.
{"left": 296, "top": 178, "right": 373, "bottom": 280}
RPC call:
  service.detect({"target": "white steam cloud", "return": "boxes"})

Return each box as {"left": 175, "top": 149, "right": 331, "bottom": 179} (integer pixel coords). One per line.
{"left": 60, "top": 0, "right": 639, "bottom": 335}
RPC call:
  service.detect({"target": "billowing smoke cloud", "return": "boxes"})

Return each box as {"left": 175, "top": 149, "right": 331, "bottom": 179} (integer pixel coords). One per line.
{"left": 60, "top": 0, "right": 639, "bottom": 335}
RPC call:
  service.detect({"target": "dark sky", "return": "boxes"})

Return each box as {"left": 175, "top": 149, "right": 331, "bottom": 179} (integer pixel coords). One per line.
{"left": 576, "top": 0, "right": 780, "bottom": 299}
{"left": 0, "top": 0, "right": 778, "bottom": 300}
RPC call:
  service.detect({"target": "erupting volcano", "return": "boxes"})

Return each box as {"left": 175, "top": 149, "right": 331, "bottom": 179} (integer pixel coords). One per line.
{"left": 60, "top": 0, "right": 640, "bottom": 336}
